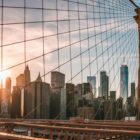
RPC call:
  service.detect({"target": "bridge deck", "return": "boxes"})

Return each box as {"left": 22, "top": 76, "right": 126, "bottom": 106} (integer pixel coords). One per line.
{"left": 0, "top": 132, "right": 48, "bottom": 140}
{"left": 0, "top": 119, "right": 139, "bottom": 139}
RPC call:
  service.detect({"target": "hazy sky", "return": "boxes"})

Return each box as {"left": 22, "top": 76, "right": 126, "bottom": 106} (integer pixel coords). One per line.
{"left": 0, "top": 0, "right": 139, "bottom": 97}
{"left": 136, "top": 0, "right": 140, "bottom": 5}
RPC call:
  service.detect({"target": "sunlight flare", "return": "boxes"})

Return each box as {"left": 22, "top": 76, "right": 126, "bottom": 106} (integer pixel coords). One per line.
{"left": 0, "top": 70, "right": 11, "bottom": 86}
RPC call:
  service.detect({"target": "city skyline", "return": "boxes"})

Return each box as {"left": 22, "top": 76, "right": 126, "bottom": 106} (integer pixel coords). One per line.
{"left": 0, "top": 63, "right": 136, "bottom": 120}
{"left": 0, "top": 63, "right": 137, "bottom": 100}
{"left": 0, "top": 0, "right": 139, "bottom": 139}
{"left": 0, "top": 0, "right": 138, "bottom": 96}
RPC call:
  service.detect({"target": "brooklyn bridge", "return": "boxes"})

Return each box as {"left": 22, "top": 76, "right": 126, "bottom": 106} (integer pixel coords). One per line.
{"left": 0, "top": 0, "right": 140, "bottom": 139}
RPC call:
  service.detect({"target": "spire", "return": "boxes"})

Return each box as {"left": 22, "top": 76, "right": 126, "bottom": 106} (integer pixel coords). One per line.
{"left": 36, "top": 72, "right": 42, "bottom": 82}
{"left": 26, "top": 64, "right": 29, "bottom": 70}
{"left": 24, "top": 64, "right": 31, "bottom": 85}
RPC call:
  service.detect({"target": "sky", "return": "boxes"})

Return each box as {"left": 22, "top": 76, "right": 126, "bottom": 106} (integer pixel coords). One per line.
{"left": 136, "top": 0, "right": 140, "bottom": 5}
{"left": 0, "top": 0, "right": 139, "bottom": 97}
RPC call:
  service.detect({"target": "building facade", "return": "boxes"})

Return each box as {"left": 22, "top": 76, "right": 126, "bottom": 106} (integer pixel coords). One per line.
{"left": 24, "top": 76, "right": 50, "bottom": 119}
{"left": 110, "top": 91, "right": 116, "bottom": 100}
{"left": 50, "top": 71, "right": 65, "bottom": 119}
{"left": 131, "top": 82, "right": 135, "bottom": 97}
{"left": 51, "top": 71, "right": 65, "bottom": 91}
{"left": 16, "top": 65, "right": 31, "bottom": 88}
{"left": 11, "top": 86, "right": 21, "bottom": 118}
{"left": 87, "top": 76, "right": 96, "bottom": 97}
{"left": 100, "top": 71, "right": 109, "bottom": 99}
{"left": 120, "top": 65, "right": 128, "bottom": 104}
{"left": 66, "top": 83, "right": 75, "bottom": 119}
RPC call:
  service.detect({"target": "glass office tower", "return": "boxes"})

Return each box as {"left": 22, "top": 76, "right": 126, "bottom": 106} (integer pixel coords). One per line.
{"left": 87, "top": 76, "right": 96, "bottom": 97}
{"left": 100, "top": 71, "right": 109, "bottom": 99}
{"left": 120, "top": 65, "right": 128, "bottom": 104}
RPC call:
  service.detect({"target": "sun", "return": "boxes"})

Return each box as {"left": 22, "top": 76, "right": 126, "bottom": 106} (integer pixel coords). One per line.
{"left": 0, "top": 70, "right": 11, "bottom": 85}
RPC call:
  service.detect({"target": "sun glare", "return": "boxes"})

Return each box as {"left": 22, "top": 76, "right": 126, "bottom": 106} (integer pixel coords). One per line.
{"left": 0, "top": 70, "right": 11, "bottom": 85}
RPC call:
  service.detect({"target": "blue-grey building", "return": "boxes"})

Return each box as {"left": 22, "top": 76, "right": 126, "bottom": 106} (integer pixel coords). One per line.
{"left": 120, "top": 65, "right": 128, "bottom": 104}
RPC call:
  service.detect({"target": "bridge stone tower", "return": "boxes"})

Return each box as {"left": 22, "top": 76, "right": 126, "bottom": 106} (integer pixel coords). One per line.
{"left": 134, "top": 8, "right": 140, "bottom": 120}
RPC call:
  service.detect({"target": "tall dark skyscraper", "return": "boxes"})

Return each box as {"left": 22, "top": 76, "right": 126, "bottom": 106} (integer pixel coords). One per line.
{"left": 100, "top": 71, "right": 109, "bottom": 99}
{"left": 24, "top": 74, "right": 50, "bottom": 119}
{"left": 24, "top": 65, "right": 31, "bottom": 85}
{"left": 66, "top": 83, "right": 75, "bottom": 119}
{"left": 11, "top": 86, "right": 21, "bottom": 118}
{"left": 120, "top": 65, "right": 128, "bottom": 104}
{"left": 50, "top": 71, "right": 65, "bottom": 119}
{"left": 131, "top": 82, "right": 135, "bottom": 97}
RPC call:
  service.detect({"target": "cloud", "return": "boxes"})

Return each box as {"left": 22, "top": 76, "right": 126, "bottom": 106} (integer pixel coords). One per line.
{"left": 0, "top": 0, "right": 138, "bottom": 90}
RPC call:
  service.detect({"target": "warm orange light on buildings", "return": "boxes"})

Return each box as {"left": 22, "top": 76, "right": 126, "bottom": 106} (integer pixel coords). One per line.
{"left": 0, "top": 70, "right": 11, "bottom": 86}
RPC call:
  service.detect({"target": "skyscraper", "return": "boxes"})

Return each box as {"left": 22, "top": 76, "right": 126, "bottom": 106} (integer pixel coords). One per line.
{"left": 131, "top": 82, "right": 135, "bottom": 97}
{"left": 82, "top": 83, "right": 91, "bottom": 95}
{"left": 120, "top": 65, "right": 128, "bottom": 104}
{"left": 24, "top": 74, "right": 50, "bottom": 119}
{"left": 6, "top": 77, "right": 11, "bottom": 92}
{"left": 16, "top": 65, "right": 31, "bottom": 87}
{"left": 16, "top": 74, "right": 25, "bottom": 88}
{"left": 24, "top": 65, "right": 31, "bottom": 86}
{"left": 0, "top": 88, "right": 10, "bottom": 117}
{"left": 0, "top": 77, "right": 12, "bottom": 118}
{"left": 51, "top": 71, "right": 65, "bottom": 91}
{"left": 5, "top": 77, "right": 11, "bottom": 115}
{"left": 87, "top": 76, "right": 96, "bottom": 97}
{"left": 100, "top": 71, "right": 109, "bottom": 99}
{"left": 11, "top": 86, "right": 21, "bottom": 118}
{"left": 66, "top": 83, "right": 75, "bottom": 119}
{"left": 50, "top": 71, "right": 65, "bottom": 119}
{"left": 16, "top": 66, "right": 31, "bottom": 117}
